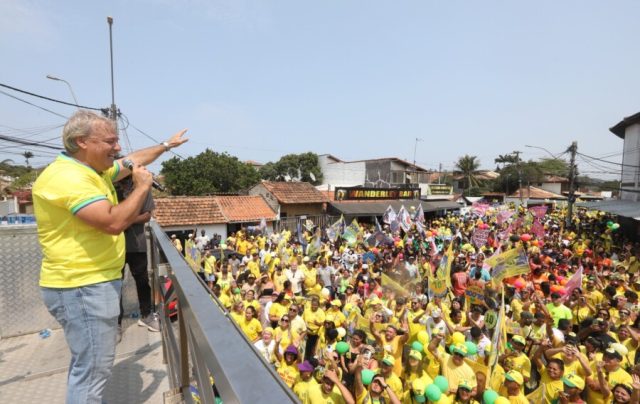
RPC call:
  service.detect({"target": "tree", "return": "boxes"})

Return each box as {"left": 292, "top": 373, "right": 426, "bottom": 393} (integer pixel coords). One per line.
{"left": 492, "top": 160, "right": 545, "bottom": 194}
{"left": 537, "top": 158, "right": 569, "bottom": 177}
{"left": 455, "top": 155, "right": 481, "bottom": 196}
{"left": 494, "top": 153, "right": 520, "bottom": 171}
{"left": 259, "top": 152, "right": 323, "bottom": 185}
{"left": 161, "top": 149, "right": 261, "bottom": 195}
{"left": 23, "top": 151, "right": 34, "bottom": 167}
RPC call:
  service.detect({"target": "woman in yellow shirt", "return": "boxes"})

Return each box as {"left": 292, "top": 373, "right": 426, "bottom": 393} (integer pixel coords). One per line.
{"left": 239, "top": 306, "right": 263, "bottom": 342}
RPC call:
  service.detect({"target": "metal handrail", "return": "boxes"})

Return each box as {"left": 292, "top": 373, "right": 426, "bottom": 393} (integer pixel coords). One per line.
{"left": 149, "top": 221, "right": 299, "bottom": 404}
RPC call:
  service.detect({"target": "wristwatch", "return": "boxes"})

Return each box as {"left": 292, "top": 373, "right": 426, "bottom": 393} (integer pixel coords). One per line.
{"left": 161, "top": 141, "right": 171, "bottom": 151}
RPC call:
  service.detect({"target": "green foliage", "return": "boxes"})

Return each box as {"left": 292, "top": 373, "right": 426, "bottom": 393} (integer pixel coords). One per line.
{"left": 259, "top": 152, "right": 323, "bottom": 185}
{"left": 0, "top": 161, "right": 32, "bottom": 178}
{"left": 493, "top": 160, "right": 545, "bottom": 193}
{"left": 537, "top": 158, "right": 569, "bottom": 177}
{"left": 160, "top": 149, "right": 261, "bottom": 195}
{"left": 455, "top": 155, "right": 481, "bottom": 194}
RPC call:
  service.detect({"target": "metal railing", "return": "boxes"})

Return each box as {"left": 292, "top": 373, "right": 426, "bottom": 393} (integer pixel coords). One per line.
{"left": 149, "top": 221, "right": 299, "bottom": 404}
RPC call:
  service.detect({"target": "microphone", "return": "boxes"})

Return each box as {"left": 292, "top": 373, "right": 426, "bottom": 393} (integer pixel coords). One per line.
{"left": 122, "top": 159, "right": 166, "bottom": 192}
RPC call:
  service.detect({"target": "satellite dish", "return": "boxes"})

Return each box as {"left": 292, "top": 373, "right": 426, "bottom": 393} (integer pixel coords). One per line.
{"left": 309, "top": 172, "right": 316, "bottom": 182}
{"left": 283, "top": 174, "right": 292, "bottom": 182}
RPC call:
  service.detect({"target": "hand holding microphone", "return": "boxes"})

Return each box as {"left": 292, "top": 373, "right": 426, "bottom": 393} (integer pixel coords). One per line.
{"left": 122, "top": 159, "right": 164, "bottom": 191}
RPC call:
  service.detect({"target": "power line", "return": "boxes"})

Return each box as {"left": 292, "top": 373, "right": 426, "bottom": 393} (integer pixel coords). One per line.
{"left": 0, "top": 82, "right": 103, "bottom": 111}
{"left": 0, "top": 90, "right": 69, "bottom": 119}
{"left": 577, "top": 151, "right": 640, "bottom": 169}
{"left": 0, "top": 133, "right": 63, "bottom": 151}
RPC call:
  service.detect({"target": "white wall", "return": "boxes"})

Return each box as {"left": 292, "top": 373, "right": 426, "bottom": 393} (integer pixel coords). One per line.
{"left": 162, "top": 224, "right": 227, "bottom": 240}
{"left": 318, "top": 155, "right": 365, "bottom": 189}
{"left": 538, "top": 183, "right": 562, "bottom": 195}
{"left": 0, "top": 197, "right": 18, "bottom": 216}
{"left": 622, "top": 124, "right": 640, "bottom": 202}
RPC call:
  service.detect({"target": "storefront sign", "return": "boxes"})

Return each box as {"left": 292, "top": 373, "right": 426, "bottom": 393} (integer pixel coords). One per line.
{"left": 334, "top": 187, "right": 420, "bottom": 201}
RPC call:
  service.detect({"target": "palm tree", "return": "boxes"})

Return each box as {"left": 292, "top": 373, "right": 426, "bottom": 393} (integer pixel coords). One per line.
{"left": 23, "top": 151, "right": 34, "bottom": 168}
{"left": 494, "top": 153, "right": 519, "bottom": 171}
{"left": 455, "top": 154, "right": 481, "bottom": 196}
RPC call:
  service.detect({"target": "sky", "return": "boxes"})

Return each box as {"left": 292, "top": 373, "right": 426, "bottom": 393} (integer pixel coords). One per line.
{"left": 1, "top": 0, "right": 639, "bottom": 180}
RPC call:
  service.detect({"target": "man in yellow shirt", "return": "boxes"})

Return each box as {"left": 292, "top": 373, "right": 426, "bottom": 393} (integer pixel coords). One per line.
{"left": 34, "top": 110, "right": 187, "bottom": 403}
{"left": 504, "top": 370, "right": 528, "bottom": 404}
{"left": 428, "top": 336, "right": 477, "bottom": 395}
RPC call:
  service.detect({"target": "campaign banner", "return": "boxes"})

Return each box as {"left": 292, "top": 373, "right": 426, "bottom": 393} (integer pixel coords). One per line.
{"left": 490, "top": 247, "right": 529, "bottom": 287}
{"left": 561, "top": 266, "right": 583, "bottom": 303}
{"left": 472, "top": 228, "right": 490, "bottom": 248}
{"left": 529, "top": 205, "right": 548, "bottom": 219}
{"left": 465, "top": 285, "right": 485, "bottom": 306}
{"left": 531, "top": 219, "right": 545, "bottom": 240}
{"left": 428, "top": 277, "right": 448, "bottom": 298}
{"left": 496, "top": 210, "right": 515, "bottom": 225}
{"left": 471, "top": 202, "right": 490, "bottom": 217}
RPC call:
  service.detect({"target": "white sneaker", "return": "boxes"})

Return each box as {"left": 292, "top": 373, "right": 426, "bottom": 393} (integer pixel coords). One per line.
{"left": 138, "top": 313, "right": 160, "bottom": 332}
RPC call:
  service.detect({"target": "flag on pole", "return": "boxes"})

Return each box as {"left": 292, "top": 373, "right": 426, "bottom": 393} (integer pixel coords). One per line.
{"left": 297, "top": 220, "right": 308, "bottom": 254}
{"left": 397, "top": 205, "right": 413, "bottom": 232}
{"left": 374, "top": 216, "right": 382, "bottom": 232}
{"left": 413, "top": 203, "right": 425, "bottom": 224}
{"left": 383, "top": 205, "right": 397, "bottom": 224}
{"left": 561, "top": 265, "right": 583, "bottom": 303}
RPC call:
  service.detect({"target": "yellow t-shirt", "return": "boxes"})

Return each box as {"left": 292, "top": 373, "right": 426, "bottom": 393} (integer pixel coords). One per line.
{"left": 303, "top": 307, "right": 326, "bottom": 335}
{"left": 586, "top": 366, "right": 633, "bottom": 404}
{"left": 277, "top": 361, "right": 299, "bottom": 388}
{"left": 306, "top": 383, "right": 345, "bottom": 404}
{"left": 34, "top": 155, "right": 124, "bottom": 288}
{"left": 239, "top": 317, "right": 263, "bottom": 341}
{"left": 247, "top": 260, "right": 260, "bottom": 278}
{"left": 203, "top": 255, "right": 216, "bottom": 275}
{"left": 439, "top": 353, "right": 477, "bottom": 393}
{"left": 294, "top": 378, "right": 315, "bottom": 403}
{"left": 538, "top": 365, "right": 564, "bottom": 404}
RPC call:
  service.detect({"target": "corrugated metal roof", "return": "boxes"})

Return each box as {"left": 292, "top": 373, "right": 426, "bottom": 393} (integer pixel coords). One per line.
{"left": 576, "top": 199, "right": 640, "bottom": 220}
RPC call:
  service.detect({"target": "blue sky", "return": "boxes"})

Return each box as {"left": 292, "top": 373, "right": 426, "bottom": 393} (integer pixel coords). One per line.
{"left": 1, "top": 0, "right": 638, "bottom": 180}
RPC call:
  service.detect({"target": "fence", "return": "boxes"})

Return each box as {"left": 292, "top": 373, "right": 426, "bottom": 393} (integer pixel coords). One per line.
{"left": 149, "top": 221, "right": 298, "bottom": 404}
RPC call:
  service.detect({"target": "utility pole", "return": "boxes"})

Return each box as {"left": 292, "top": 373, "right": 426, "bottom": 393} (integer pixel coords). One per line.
{"left": 566, "top": 141, "right": 578, "bottom": 228}
{"left": 438, "top": 162, "right": 442, "bottom": 184}
{"left": 513, "top": 151, "right": 523, "bottom": 203}
{"left": 107, "top": 16, "right": 118, "bottom": 129}
{"left": 412, "top": 138, "right": 422, "bottom": 186}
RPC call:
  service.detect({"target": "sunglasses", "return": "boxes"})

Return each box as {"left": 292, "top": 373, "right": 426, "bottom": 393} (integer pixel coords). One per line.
{"left": 281, "top": 318, "right": 289, "bottom": 322}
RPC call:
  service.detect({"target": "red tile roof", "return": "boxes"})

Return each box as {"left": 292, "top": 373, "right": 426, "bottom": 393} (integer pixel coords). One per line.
{"left": 154, "top": 196, "right": 227, "bottom": 226}
{"left": 508, "top": 186, "right": 566, "bottom": 200}
{"left": 154, "top": 195, "right": 277, "bottom": 226}
{"left": 216, "top": 195, "right": 277, "bottom": 223}
{"left": 261, "top": 181, "right": 329, "bottom": 204}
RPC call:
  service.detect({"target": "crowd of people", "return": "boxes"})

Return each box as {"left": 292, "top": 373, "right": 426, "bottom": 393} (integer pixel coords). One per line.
{"left": 178, "top": 204, "right": 640, "bottom": 404}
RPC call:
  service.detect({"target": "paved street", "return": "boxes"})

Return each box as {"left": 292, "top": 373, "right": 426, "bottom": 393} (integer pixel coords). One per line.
{"left": 0, "top": 317, "right": 169, "bottom": 403}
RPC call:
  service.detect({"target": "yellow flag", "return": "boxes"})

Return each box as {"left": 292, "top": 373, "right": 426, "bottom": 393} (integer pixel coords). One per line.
{"left": 381, "top": 274, "right": 410, "bottom": 297}
{"left": 526, "top": 383, "right": 545, "bottom": 402}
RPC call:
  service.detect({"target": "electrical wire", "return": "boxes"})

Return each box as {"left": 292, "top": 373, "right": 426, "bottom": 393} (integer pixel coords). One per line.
{"left": 0, "top": 90, "right": 69, "bottom": 119}
{"left": 577, "top": 151, "right": 640, "bottom": 168}
{"left": 0, "top": 133, "right": 63, "bottom": 151}
{"left": 0, "top": 82, "right": 102, "bottom": 111}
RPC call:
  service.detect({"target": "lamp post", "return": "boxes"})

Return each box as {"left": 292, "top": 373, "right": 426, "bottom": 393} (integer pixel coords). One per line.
{"left": 46, "top": 75, "right": 79, "bottom": 106}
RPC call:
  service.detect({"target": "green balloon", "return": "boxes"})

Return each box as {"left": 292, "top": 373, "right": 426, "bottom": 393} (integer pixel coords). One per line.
{"left": 336, "top": 341, "right": 349, "bottom": 355}
{"left": 483, "top": 389, "right": 499, "bottom": 404}
{"left": 607, "top": 221, "right": 613, "bottom": 227}
{"left": 361, "top": 369, "right": 375, "bottom": 386}
{"left": 411, "top": 341, "right": 424, "bottom": 352}
{"left": 215, "top": 398, "right": 223, "bottom": 404}
{"left": 433, "top": 375, "right": 449, "bottom": 394}
{"left": 425, "top": 384, "right": 442, "bottom": 402}
{"left": 464, "top": 341, "right": 478, "bottom": 355}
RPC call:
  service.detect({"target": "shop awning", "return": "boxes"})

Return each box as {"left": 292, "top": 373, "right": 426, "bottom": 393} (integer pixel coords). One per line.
{"left": 576, "top": 199, "right": 640, "bottom": 220}
{"left": 329, "top": 200, "right": 460, "bottom": 216}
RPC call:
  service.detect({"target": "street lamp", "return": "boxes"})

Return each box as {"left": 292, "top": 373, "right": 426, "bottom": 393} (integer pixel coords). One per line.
{"left": 46, "top": 75, "right": 79, "bottom": 106}
{"left": 525, "top": 145, "right": 564, "bottom": 160}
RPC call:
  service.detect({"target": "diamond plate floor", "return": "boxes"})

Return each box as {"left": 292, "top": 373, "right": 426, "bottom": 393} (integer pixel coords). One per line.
{"left": 0, "top": 316, "right": 170, "bottom": 403}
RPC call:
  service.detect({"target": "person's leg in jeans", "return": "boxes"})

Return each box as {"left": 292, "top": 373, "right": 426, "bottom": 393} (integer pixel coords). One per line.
{"left": 41, "top": 280, "right": 121, "bottom": 404}
{"left": 126, "top": 252, "right": 152, "bottom": 317}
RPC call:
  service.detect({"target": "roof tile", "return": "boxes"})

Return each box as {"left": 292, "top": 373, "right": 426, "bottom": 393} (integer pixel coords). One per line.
{"left": 216, "top": 195, "right": 277, "bottom": 223}
{"left": 261, "top": 181, "right": 329, "bottom": 204}
{"left": 154, "top": 196, "right": 226, "bottom": 226}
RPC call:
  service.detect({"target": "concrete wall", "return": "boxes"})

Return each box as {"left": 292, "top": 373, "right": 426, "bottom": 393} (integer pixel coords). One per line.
{"left": 0, "top": 197, "right": 18, "bottom": 216}
{"left": 621, "top": 124, "right": 640, "bottom": 202}
{"left": 248, "top": 183, "right": 280, "bottom": 214}
{"left": 538, "top": 182, "right": 562, "bottom": 195}
{"left": 318, "top": 155, "right": 365, "bottom": 188}
{"left": 162, "top": 224, "right": 227, "bottom": 241}
{"left": 280, "top": 203, "right": 325, "bottom": 218}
